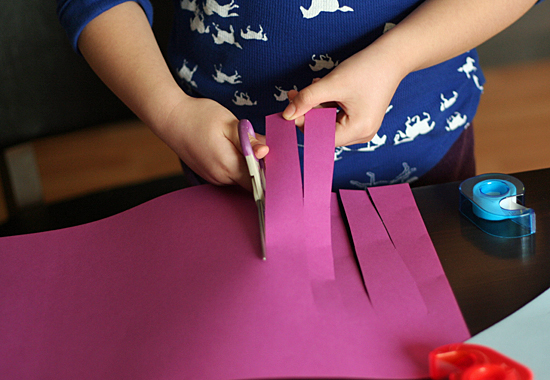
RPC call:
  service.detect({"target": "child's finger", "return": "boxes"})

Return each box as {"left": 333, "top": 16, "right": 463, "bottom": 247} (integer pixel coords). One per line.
{"left": 286, "top": 90, "right": 305, "bottom": 129}
{"left": 282, "top": 80, "right": 333, "bottom": 121}
{"left": 250, "top": 133, "right": 269, "bottom": 159}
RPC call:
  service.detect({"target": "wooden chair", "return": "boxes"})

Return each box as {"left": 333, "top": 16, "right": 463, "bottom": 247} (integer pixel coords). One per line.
{"left": 0, "top": 0, "right": 187, "bottom": 236}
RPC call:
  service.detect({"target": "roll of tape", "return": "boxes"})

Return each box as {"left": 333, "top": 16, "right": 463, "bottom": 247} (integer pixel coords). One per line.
{"left": 459, "top": 174, "right": 535, "bottom": 238}
{"left": 472, "top": 179, "right": 516, "bottom": 221}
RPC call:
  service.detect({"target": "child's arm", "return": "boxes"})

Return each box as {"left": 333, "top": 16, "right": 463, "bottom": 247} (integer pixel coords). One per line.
{"left": 282, "top": 0, "right": 538, "bottom": 147}
{"left": 78, "top": 1, "right": 266, "bottom": 190}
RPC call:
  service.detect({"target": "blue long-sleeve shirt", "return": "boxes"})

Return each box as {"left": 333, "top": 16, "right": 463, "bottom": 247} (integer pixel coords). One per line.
{"left": 57, "top": 0, "right": 487, "bottom": 189}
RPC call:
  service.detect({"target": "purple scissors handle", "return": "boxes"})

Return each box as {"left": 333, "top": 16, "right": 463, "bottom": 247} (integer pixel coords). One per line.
{"left": 238, "top": 119, "right": 266, "bottom": 260}
{"left": 238, "top": 119, "right": 256, "bottom": 157}
{"left": 239, "top": 119, "right": 266, "bottom": 177}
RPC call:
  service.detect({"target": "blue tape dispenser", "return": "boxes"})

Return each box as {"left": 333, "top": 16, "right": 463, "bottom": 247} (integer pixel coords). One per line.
{"left": 459, "top": 174, "right": 536, "bottom": 238}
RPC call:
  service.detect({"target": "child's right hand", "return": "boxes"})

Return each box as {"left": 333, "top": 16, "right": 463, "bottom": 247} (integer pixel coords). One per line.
{"left": 78, "top": 2, "right": 269, "bottom": 192}
{"left": 155, "top": 95, "right": 268, "bottom": 191}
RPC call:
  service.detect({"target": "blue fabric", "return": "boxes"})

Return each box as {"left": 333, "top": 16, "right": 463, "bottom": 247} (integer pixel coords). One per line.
{"left": 168, "top": 1, "right": 484, "bottom": 189}
{"left": 56, "top": 0, "right": 154, "bottom": 52}
{"left": 57, "top": 0, "right": 487, "bottom": 189}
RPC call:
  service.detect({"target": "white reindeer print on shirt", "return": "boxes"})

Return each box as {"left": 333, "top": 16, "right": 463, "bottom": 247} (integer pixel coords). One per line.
{"left": 190, "top": 11, "right": 210, "bottom": 34}
{"left": 445, "top": 112, "right": 468, "bottom": 131}
{"left": 350, "top": 162, "right": 418, "bottom": 189}
{"left": 440, "top": 91, "right": 458, "bottom": 111}
{"left": 233, "top": 91, "right": 257, "bottom": 106}
{"left": 458, "top": 57, "right": 477, "bottom": 79}
{"left": 356, "top": 134, "right": 387, "bottom": 152}
{"left": 274, "top": 85, "right": 298, "bottom": 102}
{"left": 472, "top": 75, "right": 484, "bottom": 91}
{"left": 309, "top": 54, "right": 339, "bottom": 71}
{"left": 212, "top": 65, "right": 242, "bottom": 84}
{"left": 458, "top": 56, "right": 484, "bottom": 91}
{"left": 334, "top": 133, "right": 387, "bottom": 161}
{"left": 212, "top": 24, "right": 242, "bottom": 49}
{"left": 203, "top": 0, "right": 239, "bottom": 17}
{"left": 177, "top": 60, "right": 198, "bottom": 88}
{"left": 394, "top": 112, "right": 435, "bottom": 145}
{"left": 240, "top": 25, "right": 268, "bottom": 41}
{"left": 180, "top": 0, "right": 198, "bottom": 12}
{"left": 300, "top": 0, "right": 354, "bottom": 19}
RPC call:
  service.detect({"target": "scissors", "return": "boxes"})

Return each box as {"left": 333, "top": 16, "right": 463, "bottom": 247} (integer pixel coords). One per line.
{"left": 238, "top": 119, "right": 266, "bottom": 260}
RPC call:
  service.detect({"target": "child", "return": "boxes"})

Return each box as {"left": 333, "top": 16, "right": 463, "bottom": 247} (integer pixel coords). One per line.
{"left": 57, "top": 0, "right": 539, "bottom": 190}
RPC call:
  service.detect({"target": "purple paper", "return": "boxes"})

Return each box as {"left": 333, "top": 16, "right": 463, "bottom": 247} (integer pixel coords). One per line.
{"left": 0, "top": 109, "right": 469, "bottom": 379}
{"left": 340, "top": 189, "right": 427, "bottom": 318}
{"left": 303, "top": 109, "right": 336, "bottom": 280}
{"left": 264, "top": 113, "right": 303, "bottom": 253}
{"left": 368, "top": 184, "right": 465, "bottom": 315}
{"left": 265, "top": 111, "right": 336, "bottom": 280}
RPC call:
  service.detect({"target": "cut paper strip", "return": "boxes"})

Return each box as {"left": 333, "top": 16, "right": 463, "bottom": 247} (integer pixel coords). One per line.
{"left": 303, "top": 108, "right": 336, "bottom": 280}
{"left": 265, "top": 110, "right": 335, "bottom": 280}
{"left": 368, "top": 184, "right": 466, "bottom": 320}
{"left": 340, "top": 189, "right": 427, "bottom": 317}
{"left": 264, "top": 113, "right": 303, "bottom": 251}
{"left": 0, "top": 110, "right": 470, "bottom": 380}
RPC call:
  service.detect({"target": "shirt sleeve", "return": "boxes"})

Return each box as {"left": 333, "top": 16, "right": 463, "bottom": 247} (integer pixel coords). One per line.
{"left": 56, "top": 0, "right": 154, "bottom": 53}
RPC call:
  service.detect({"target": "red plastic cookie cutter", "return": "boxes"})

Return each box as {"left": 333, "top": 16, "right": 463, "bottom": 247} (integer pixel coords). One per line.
{"left": 429, "top": 343, "right": 533, "bottom": 380}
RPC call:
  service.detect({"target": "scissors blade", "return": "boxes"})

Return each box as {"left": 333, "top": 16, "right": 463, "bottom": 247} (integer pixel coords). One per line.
{"left": 239, "top": 119, "right": 266, "bottom": 260}
{"left": 256, "top": 199, "right": 266, "bottom": 260}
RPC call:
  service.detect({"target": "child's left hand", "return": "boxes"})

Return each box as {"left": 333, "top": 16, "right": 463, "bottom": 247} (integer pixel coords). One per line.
{"left": 282, "top": 44, "right": 406, "bottom": 148}
{"left": 282, "top": 0, "right": 537, "bottom": 148}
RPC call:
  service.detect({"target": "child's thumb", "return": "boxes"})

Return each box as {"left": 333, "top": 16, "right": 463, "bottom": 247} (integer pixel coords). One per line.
{"left": 282, "top": 81, "right": 330, "bottom": 121}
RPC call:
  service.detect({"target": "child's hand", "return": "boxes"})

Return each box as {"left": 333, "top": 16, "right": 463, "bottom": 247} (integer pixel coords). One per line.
{"left": 282, "top": 47, "right": 406, "bottom": 148}
{"left": 157, "top": 96, "right": 268, "bottom": 191}
{"left": 282, "top": 0, "right": 537, "bottom": 146}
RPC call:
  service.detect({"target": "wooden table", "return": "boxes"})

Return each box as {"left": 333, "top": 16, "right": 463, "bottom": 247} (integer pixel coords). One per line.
{"left": 413, "top": 168, "right": 550, "bottom": 336}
